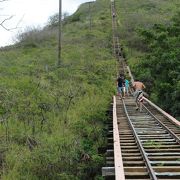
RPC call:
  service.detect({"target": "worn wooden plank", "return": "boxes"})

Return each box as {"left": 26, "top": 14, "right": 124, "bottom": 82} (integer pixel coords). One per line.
{"left": 102, "top": 167, "right": 115, "bottom": 176}
{"left": 113, "top": 96, "right": 125, "bottom": 180}
{"left": 126, "top": 66, "right": 134, "bottom": 85}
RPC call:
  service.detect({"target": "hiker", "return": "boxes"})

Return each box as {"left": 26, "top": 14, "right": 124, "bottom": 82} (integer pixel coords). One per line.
{"left": 118, "top": 51, "right": 122, "bottom": 57}
{"left": 112, "top": 12, "right": 116, "bottom": 18}
{"left": 133, "top": 80, "right": 146, "bottom": 112}
{"left": 117, "top": 74, "right": 125, "bottom": 98}
{"left": 125, "top": 78, "right": 130, "bottom": 96}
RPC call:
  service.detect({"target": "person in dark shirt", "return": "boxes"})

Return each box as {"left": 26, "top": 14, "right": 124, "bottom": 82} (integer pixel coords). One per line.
{"left": 117, "top": 74, "right": 125, "bottom": 98}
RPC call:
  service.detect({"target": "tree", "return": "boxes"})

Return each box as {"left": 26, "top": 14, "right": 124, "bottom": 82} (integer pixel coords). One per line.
{"left": 0, "top": 0, "right": 22, "bottom": 31}
{"left": 48, "top": 12, "right": 69, "bottom": 27}
{"left": 135, "top": 12, "right": 180, "bottom": 117}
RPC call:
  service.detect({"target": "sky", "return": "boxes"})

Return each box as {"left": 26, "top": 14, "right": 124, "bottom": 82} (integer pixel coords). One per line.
{"left": 0, "top": 0, "right": 91, "bottom": 47}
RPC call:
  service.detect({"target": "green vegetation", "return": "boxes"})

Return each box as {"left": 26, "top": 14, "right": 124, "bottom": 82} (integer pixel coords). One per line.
{"left": 134, "top": 13, "right": 180, "bottom": 117}
{"left": 0, "top": 0, "right": 116, "bottom": 179}
{"left": 116, "top": 0, "right": 179, "bottom": 55}
{"left": 115, "top": 0, "right": 180, "bottom": 118}
{"left": 0, "top": 0, "right": 179, "bottom": 179}
{"left": 144, "top": 140, "right": 162, "bottom": 149}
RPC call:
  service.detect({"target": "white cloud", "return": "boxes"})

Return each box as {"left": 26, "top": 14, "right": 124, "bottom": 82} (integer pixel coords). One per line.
{"left": 0, "top": 0, "right": 92, "bottom": 47}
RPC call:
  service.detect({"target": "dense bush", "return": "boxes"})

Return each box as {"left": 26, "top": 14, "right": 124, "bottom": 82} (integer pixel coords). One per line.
{"left": 16, "top": 27, "right": 58, "bottom": 47}
{"left": 115, "top": 0, "right": 179, "bottom": 119}
{"left": 133, "top": 12, "right": 180, "bottom": 118}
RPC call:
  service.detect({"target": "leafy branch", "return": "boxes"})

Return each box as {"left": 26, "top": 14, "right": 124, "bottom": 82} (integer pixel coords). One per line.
{"left": 0, "top": 0, "right": 24, "bottom": 31}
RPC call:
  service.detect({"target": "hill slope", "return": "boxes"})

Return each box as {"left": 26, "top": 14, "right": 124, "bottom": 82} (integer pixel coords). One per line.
{"left": 0, "top": 0, "right": 115, "bottom": 179}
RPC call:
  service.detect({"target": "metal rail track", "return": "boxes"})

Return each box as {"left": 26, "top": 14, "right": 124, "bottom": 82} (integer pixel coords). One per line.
{"left": 143, "top": 99, "right": 180, "bottom": 138}
{"left": 117, "top": 97, "right": 152, "bottom": 180}
{"left": 103, "top": 96, "right": 180, "bottom": 179}
{"left": 123, "top": 97, "right": 180, "bottom": 179}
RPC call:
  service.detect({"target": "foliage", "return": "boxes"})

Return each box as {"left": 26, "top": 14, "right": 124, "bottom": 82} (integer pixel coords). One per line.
{"left": 116, "top": 0, "right": 180, "bottom": 54}
{"left": 16, "top": 26, "right": 58, "bottom": 47}
{"left": 0, "top": 0, "right": 115, "bottom": 179}
{"left": 133, "top": 12, "right": 180, "bottom": 117}
{"left": 115, "top": 0, "right": 179, "bottom": 118}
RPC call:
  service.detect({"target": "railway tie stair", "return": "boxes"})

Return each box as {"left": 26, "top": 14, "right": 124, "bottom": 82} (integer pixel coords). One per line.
{"left": 102, "top": 95, "right": 180, "bottom": 180}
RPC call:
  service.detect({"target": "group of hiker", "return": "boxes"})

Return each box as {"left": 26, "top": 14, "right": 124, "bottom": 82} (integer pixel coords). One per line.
{"left": 116, "top": 74, "right": 146, "bottom": 112}
{"left": 116, "top": 74, "right": 130, "bottom": 98}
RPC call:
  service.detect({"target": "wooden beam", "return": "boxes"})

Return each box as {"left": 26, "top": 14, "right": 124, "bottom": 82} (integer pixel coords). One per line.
{"left": 102, "top": 167, "right": 115, "bottom": 176}
{"left": 126, "top": 66, "right": 134, "bottom": 85}
{"left": 113, "top": 96, "right": 125, "bottom": 180}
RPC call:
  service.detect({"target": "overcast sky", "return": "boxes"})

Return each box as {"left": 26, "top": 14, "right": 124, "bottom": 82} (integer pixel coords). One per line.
{"left": 0, "top": 0, "right": 91, "bottom": 47}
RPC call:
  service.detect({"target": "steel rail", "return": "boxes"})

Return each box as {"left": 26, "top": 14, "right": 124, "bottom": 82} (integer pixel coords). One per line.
{"left": 121, "top": 99, "right": 158, "bottom": 180}
{"left": 143, "top": 97, "right": 180, "bottom": 127}
{"left": 142, "top": 103, "right": 180, "bottom": 144}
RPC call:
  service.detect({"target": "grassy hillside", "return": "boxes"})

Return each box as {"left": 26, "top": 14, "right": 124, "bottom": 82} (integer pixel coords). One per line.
{"left": 0, "top": 0, "right": 116, "bottom": 179}
{"left": 116, "top": 0, "right": 180, "bottom": 55}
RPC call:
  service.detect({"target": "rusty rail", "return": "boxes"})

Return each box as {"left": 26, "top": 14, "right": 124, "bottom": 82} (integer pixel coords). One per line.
{"left": 143, "top": 97, "right": 180, "bottom": 127}
{"left": 122, "top": 98, "right": 158, "bottom": 180}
